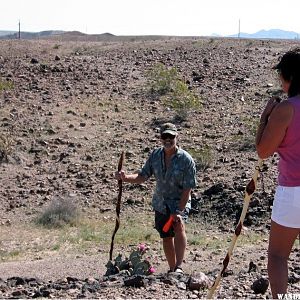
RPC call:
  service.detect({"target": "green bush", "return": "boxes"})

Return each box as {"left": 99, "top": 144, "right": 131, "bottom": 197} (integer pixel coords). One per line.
{"left": 0, "top": 79, "right": 14, "bottom": 92}
{"left": 164, "top": 79, "right": 201, "bottom": 121}
{"left": 36, "top": 198, "right": 79, "bottom": 228}
{"left": 53, "top": 44, "right": 61, "bottom": 49}
{"left": 188, "top": 147, "right": 214, "bottom": 172}
{"left": 146, "top": 63, "right": 201, "bottom": 120}
{"left": 147, "top": 63, "right": 179, "bottom": 95}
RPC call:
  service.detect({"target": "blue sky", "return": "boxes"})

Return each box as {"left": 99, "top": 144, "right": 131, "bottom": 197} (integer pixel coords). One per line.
{"left": 1, "top": 0, "right": 299, "bottom": 36}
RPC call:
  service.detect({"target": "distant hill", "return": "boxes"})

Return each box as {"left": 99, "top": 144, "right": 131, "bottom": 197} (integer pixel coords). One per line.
{"left": 228, "top": 29, "right": 300, "bottom": 40}
{"left": 0, "top": 30, "right": 173, "bottom": 41}
{"left": 1, "top": 28, "right": 299, "bottom": 41}
{"left": 0, "top": 30, "right": 64, "bottom": 39}
{"left": 0, "top": 30, "right": 17, "bottom": 37}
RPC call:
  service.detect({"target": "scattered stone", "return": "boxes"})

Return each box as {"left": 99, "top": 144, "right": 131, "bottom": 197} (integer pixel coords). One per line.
{"left": 124, "top": 275, "right": 145, "bottom": 287}
{"left": 251, "top": 277, "right": 269, "bottom": 294}
{"left": 188, "top": 272, "right": 210, "bottom": 290}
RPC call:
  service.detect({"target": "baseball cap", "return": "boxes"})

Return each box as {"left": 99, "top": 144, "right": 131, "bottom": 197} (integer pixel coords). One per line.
{"left": 160, "top": 123, "right": 177, "bottom": 135}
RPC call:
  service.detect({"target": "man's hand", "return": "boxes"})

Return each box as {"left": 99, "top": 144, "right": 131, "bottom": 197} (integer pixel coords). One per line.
{"left": 171, "top": 212, "right": 183, "bottom": 224}
{"left": 114, "top": 170, "right": 126, "bottom": 181}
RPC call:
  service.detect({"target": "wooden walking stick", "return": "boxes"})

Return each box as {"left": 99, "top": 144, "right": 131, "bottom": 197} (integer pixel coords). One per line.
{"left": 109, "top": 151, "right": 125, "bottom": 261}
{"left": 207, "top": 158, "right": 263, "bottom": 299}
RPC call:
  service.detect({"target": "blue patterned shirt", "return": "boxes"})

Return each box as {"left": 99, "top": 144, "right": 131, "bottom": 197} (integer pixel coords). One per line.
{"left": 139, "top": 147, "right": 197, "bottom": 214}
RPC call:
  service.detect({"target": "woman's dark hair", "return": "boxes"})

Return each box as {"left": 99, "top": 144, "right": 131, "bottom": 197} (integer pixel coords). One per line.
{"left": 274, "top": 48, "right": 300, "bottom": 97}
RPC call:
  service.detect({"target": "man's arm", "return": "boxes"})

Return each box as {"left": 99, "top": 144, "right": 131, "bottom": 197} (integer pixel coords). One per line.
{"left": 115, "top": 171, "right": 147, "bottom": 184}
{"left": 178, "top": 188, "right": 192, "bottom": 212}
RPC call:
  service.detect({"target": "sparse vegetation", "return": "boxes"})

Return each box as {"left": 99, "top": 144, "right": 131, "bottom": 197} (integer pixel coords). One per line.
{"left": 188, "top": 146, "right": 214, "bottom": 172}
{"left": 36, "top": 197, "right": 79, "bottom": 228}
{"left": 0, "top": 212, "right": 157, "bottom": 262}
{"left": 0, "top": 134, "right": 12, "bottom": 163}
{"left": 231, "top": 117, "right": 259, "bottom": 151}
{"left": 0, "top": 249, "right": 21, "bottom": 262}
{"left": 53, "top": 44, "right": 61, "bottom": 49}
{"left": 187, "top": 229, "right": 264, "bottom": 249}
{"left": 0, "top": 79, "right": 13, "bottom": 92}
{"left": 146, "top": 63, "right": 201, "bottom": 120}
{"left": 164, "top": 79, "right": 201, "bottom": 121}
{"left": 147, "top": 63, "right": 179, "bottom": 96}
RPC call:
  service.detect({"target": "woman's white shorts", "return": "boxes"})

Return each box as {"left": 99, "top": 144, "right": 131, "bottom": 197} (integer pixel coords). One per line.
{"left": 271, "top": 185, "right": 300, "bottom": 228}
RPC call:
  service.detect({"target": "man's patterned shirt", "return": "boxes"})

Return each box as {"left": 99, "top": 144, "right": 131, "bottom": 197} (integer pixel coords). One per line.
{"left": 139, "top": 147, "right": 197, "bottom": 214}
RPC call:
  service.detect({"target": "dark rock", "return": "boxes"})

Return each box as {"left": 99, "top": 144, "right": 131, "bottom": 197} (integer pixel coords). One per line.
{"left": 251, "top": 277, "right": 269, "bottom": 294}
{"left": 124, "top": 275, "right": 145, "bottom": 287}
{"left": 7, "top": 276, "right": 26, "bottom": 287}
{"left": 248, "top": 261, "right": 258, "bottom": 273}
{"left": 31, "top": 58, "right": 39, "bottom": 64}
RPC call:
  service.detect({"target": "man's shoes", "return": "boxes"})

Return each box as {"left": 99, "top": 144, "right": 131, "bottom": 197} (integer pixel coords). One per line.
{"left": 174, "top": 266, "right": 184, "bottom": 273}
{"left": 167, "top": 266, "right": 184, "bottom": 274}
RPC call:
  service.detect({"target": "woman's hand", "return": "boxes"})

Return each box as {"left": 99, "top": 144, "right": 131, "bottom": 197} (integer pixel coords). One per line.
{"left": 260, "top": 97, "right": 281, "bottom": 123}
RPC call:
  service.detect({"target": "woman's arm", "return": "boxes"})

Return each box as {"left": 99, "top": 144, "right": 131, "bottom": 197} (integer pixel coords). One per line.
{"left": 256, "top": 101, "right": 293, "bottom": 159}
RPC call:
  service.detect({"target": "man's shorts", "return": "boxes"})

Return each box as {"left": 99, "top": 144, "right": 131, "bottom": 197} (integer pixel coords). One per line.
{"left": 271, "top": 185, "right": 300, "bottom": 228}
{"left": 154, "top": 208, "right": 189, "bottom": 238}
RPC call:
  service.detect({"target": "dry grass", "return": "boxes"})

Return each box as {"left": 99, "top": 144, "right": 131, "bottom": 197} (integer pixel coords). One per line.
{"left": 0, "top": 210, "right": 158, "bottom": 262}
{"left": 0, "top": 208, "right": 267, "bottom": 263}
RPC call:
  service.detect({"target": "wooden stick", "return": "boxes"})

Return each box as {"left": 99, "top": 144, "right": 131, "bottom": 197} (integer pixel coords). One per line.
{"left": 207, "top": 158, "right": 263, "bottom": 299}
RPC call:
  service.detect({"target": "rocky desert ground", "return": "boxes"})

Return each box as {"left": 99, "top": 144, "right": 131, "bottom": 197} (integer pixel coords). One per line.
{"left": 0, "top": 35, "right": 299, "bottom": 299}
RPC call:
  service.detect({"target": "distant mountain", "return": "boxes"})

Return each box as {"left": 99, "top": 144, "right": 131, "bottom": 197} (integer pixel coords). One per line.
{"left": 228, "top": 29, "right": 300, "bottom": 40}
{"left": 1, "top": 28, "right": 299, "bottom": 41}
{"left": 0, "top": 30, "right": 64, "bottom": 39}
{"left": 0, "top": 30, "right": 17, "bottom": 37}
{"left": 0, "top": 30, "right": 180, "bottom": 42}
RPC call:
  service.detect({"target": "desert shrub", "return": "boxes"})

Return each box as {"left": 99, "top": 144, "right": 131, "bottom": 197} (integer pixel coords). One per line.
{"left": 188, "top": 146, "right": 214, "bottom": 172}
{"left": 53, "top": 44, "right": 61, "bottom": 49}
{"left": 0, "top": 79, "right": 14, "bottom": 92}
{"left": 147, "top": 63, "right": 201, "bottom": 120}
{"left": 164, "top": 79, "right": 201, "bottom": 121}
{"left": 232, "top": 117, "right": 258, "bottom": 151}
{"left": 147, "top": 63, "right": 179, "bottom": 96}
{"left": 36, "top": 197, "right": 79, "bottom": 228}
{"left": 238, "top": 135, "right": 256, "bottom": 151}
{"left": 0, "top": 134, "right": 12, "bottom": 163}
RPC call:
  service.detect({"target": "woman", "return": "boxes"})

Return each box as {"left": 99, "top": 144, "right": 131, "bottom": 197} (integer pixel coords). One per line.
{"left": 256, "top": 48, "right": 300, "bottom": 298}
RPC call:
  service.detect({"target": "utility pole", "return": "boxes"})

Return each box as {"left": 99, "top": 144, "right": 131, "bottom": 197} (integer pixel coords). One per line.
{"left": 18, "top": 20, "right": 21, "bottom": 39}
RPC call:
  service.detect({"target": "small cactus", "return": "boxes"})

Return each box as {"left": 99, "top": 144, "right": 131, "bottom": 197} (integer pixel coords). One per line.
{"left": 105, "top": 244, "right": 155, "bottom": 276}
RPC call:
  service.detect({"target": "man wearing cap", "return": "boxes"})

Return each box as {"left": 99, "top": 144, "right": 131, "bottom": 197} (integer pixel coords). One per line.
{"left": 115, "top": 122, "right": 197, "bottom": 273}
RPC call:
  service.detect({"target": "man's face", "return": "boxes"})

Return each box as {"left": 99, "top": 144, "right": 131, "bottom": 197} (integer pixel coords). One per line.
{"left": 160, "top": 133, "right": 177, "bottom": 150}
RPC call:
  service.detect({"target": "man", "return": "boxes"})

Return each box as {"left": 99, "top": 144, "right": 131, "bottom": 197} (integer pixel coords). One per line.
{"left": 115, "top": 123, "right": 197, "bottom": 273}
